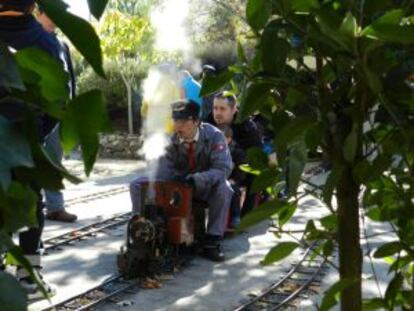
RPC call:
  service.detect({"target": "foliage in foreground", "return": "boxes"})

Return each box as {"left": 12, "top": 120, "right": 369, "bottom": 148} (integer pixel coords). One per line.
{"left": 0, "top": 0, "right": 110, "bottom": 308}
{"left": 202, "top": 0, "right": 414, "bottom": 310}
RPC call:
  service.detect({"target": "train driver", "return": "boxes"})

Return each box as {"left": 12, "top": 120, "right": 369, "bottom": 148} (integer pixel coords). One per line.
{"left": 130, "top": 99, "right": 233, "bottom": 262}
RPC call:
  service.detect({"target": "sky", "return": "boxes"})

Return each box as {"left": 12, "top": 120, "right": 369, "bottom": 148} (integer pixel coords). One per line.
{"left": 65, "top": 0, "right": 90, "bottom": 19}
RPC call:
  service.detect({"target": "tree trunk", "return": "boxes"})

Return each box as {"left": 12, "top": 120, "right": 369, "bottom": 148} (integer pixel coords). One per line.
{"left": 121, "top": 73, "right": 133, "bottom": 134}
{"left": 337, "top": 165, "right": 362, "bottom": 311}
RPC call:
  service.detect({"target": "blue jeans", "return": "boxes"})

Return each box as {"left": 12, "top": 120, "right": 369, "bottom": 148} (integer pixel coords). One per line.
{"left": 44, "top": 126, "right": 64, "bottom": 212}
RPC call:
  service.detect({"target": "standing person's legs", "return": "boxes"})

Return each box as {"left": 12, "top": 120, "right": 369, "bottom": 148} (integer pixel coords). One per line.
{"left": 44, "top": 190, "right": 64, "bottom": 213}
{"left": 18, "top": 197, "right": 44, "bottom": 257}
{"left": 17, "top": 188, "right": 56, "bottom": 299}
{"left": 44, "top": 126, "right": 77, "bottom": 222}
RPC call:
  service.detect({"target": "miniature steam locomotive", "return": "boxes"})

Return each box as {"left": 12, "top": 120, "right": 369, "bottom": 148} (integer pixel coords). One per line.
{"left": 117, "top": 181, "right": 205, "bottom": 279}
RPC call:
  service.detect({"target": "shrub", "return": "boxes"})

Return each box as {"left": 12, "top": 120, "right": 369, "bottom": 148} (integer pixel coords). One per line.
{"left": 76, "top": 58, "right": 149, "bottom": 109}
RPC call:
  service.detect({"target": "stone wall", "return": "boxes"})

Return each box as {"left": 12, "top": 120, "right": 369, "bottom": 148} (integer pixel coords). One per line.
{"left": 99, "top": 133, "right": 143, "bottom": 159}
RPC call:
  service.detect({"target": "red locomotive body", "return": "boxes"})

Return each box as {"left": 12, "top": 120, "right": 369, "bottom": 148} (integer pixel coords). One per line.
{"left": 118, "top": 181, "right": 201, "bottom": 278}
{"left": 141, "top": 181, "right": 194, "bottom": 245}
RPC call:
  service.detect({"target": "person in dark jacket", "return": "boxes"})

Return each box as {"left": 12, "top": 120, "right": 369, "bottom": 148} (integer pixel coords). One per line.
{"left": 206, "top": 92, "right": 262, "bottom": 150}
{"left": 0, "top": 0, "right": 64, "bottom": 299}
{"left": 206, "top": 92, "right": 263, "bottom": 216}
{"left": 218, "top": 124, "right": 247, "bottom": 228}
{"left": 37, "top": 6, "right": 78, "bottom": 223}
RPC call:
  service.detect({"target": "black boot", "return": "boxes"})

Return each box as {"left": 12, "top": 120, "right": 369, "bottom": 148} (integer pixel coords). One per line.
{"left": 203, "top": 235, "right": 225, "bottom": 262}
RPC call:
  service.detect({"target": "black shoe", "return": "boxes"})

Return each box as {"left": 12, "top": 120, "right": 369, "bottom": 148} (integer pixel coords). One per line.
{"left": 46, "top": 210, "right": 77, "bottom": 223}
{"left": 203, "top": 243, "right": 225, "bottom": 262}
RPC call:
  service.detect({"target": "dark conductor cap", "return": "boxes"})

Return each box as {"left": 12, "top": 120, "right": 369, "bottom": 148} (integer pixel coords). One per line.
{"left": 0, "top": 0, "right": 35, "bottom": 13}
{"left": 172, "top": 100, "right": 200, "bottom": 120}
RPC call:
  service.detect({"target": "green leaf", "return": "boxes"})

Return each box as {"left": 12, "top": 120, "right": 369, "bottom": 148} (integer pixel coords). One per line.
{"left": 323, "top": 166, "right": 343, "bottom": 208}
{"left": 261, "top": 25, "right": 289, "bottom": 75}
{"left": 200, "top": 70, "right": 234, "bottom": 97}
{"left": 385, "top": 273, "right": 403, "bottom": 303}
{"left": 251, "top": 169, "right": 280, "bottom": 193}
{"left": 276, "top": 117, "right": 313, "bottom": 147}
{"left": 14, "top": 143, "right": 81, "bottom": 191}
{"left": 0, "top": 231, "right": 49, "bottom": 301}
{"left": 361, "top": 10, "right": 414, "bottom": 44}
{"left": 366, "top": 207, "right": 382, "bottom": 221}
{"left": 0, "top": 42, "right": 25, "bottom": 90}
{"left": 238, "top": 199, "right": 289, "bottom": 231}
{"left": 362, "top": 298, "right": 387, "bottom": 310}
{"left": 315, "top": 8, "right": 352, "bottom": 52}
{"left": 339, "top": 12, "right": 357, "bottom": 38}
{"left": 278, "top": 203, "right": 297, "bottom": 227}
{"left": 354, "top": 155, "right": 390, "bottom": 184}
{"left": 87, "top": 0, "right": 108, "bottom": 20}
{"left": 246, "top": 0, "right": 272, "bottom": 31}
{"left": 247, "top": 147, "right": 269, "bottom": 171}
{"left": 239, "top": 164, "right": 261, "bottom": 176}
{"left": 320, "top": 214, "right": 337, "bottom": 230}
{"left": 0, "top": 116, "right": 34, "bottom": 190}
{"left": 261, "top": 242, "right": 300, "bottom": 265}
{"left": 285, "top": 87, "right": 307, "bottom": 110}
{"left": 237, "top": 41, "right": 247, "bottom": 63}
{"left": 305, "top": 122, "right": 324, "bottom": 152}
{"left": 288, "top": 140, "right": 307, "bottom": 194}
{"left": 363, "top": 65, "right": 383, "bottom": 93}
{"left": 239, "top": 82, "right": 274, "bottom": 121}
{"left": 0, "top": 271, "right": 27, "bottom": 311}
{"left": 362, "top": 9, "right": 403, "bottom": 31}
{"left": 15, "top": 48, "right": 68, "bottom": 102}
{"left": 323, "top": 239, "right": 334, "bottom": 257}
{"left": 289, "top": 0, "right": 319, "bottom": 13}
{"left": 61, "top": 90, "right": 109, "bottom": 175}
{"left": 343, "top": 128, "right": 358, "bottom": 162}
{"left": 374, "top": 241, "right": 403, "bottom": 258}
{"left": 304, "top": 220, "right": 319, "bottom": 240}
{"left": 41, "top": 0, "right": 105, "bottom": 77}
{"left": 320, "top": 278, "right": 357, "bottom": 311}
{"left": 388, "top": 256, "right": 411, "bottom": 273}
{"left": 0, "top": 182, "right": 37, "bottom": 232}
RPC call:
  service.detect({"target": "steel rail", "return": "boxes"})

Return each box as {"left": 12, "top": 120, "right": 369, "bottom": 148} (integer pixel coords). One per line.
{"left": 64, "top": 186, "right": 129, "bottom": 208}
{"left": 269, "top": 261, "right": 325, "bottom": 311}
{"left": 43, "top": 212, "right": 131, "bottom": 251}
{"left": 234, "top": 242, "right": 325, "bottom": 311}
{"left": 73, "top": 282, "right": 136, "bottom": 311}
{"left": 41, "top": 275, "right": 135, "bottom": 311}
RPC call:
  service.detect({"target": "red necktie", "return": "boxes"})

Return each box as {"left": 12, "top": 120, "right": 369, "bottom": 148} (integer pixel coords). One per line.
{"left": 187, "top": 142, "right": 196, "bottom": 171}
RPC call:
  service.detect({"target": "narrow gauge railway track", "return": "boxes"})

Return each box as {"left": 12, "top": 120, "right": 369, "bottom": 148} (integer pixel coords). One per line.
{"left": 43, "top": 185, "right": 130, "bottom": 251}
{"left": 64, "top": 186, "right": 129, "bottom": 208}
{"left": 41, "top": 274, "right": 135, "bottom": 311}
{"left": 41, "top": 256, "right": 194, "bottom": 311}
{"left": 43, "top": 212, "right": 131, "bottom": 251}
{"left": 234, "top": 243, "right": 327, "bottom": 311}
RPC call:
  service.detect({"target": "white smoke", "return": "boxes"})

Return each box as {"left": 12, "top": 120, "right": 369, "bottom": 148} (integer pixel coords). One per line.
{"left": 150, "top": 0, "right": 191, "bottom": 52}
{"left": 140, "top": 64, "right": 180, "bottom": 167}
{"left": 141, "top": 0, "right": 202, "bottom": 181}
